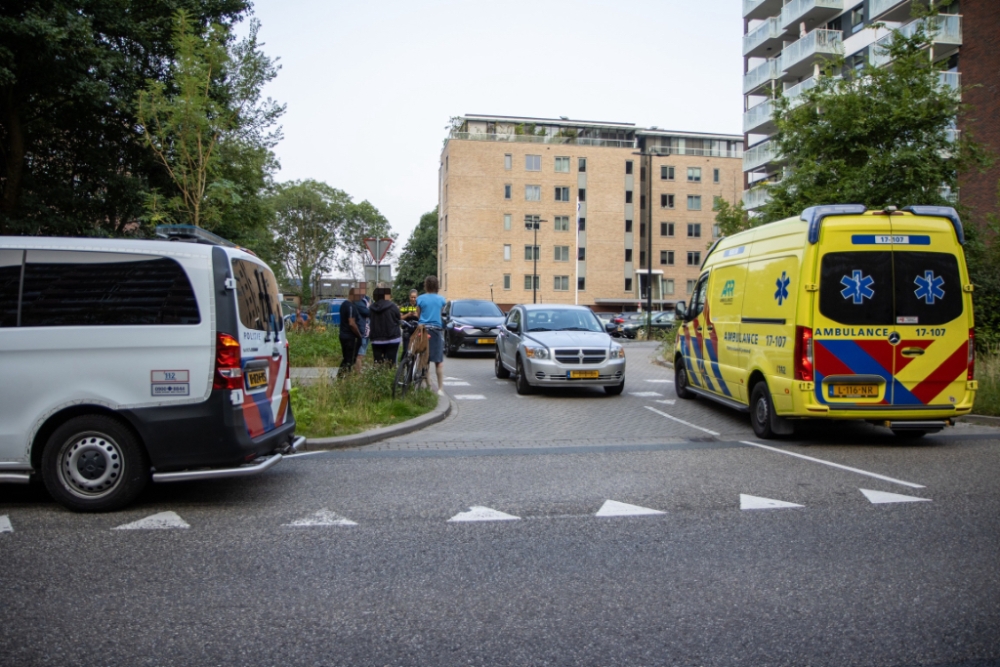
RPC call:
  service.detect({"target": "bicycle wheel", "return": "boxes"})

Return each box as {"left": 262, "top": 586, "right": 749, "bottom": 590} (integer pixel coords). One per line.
{"left": 393, "top": 354, "right": 413, "bottom": 399}
{"left": 406, "top": 355, "right": 426, "bottom": 397}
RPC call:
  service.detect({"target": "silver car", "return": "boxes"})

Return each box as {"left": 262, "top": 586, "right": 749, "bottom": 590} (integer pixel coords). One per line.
{"left": 495, "top": 304, "right": 626, "bottom": 395}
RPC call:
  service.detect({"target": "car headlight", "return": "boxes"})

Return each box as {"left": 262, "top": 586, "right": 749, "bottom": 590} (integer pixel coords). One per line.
{"left": 524, "top": 346, "right": 549, "bottom": 359}
{"left": 609, "top": 345, "right": 625, "bottom": 359}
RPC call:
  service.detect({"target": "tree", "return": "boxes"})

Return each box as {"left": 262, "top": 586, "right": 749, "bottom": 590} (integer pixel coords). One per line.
{"left": 393, "top": 209, "right": 438, "bottom": 302}
{"left": 337, "top": 199, "right": 397, "bottom": 281}
{"left": 271, "top": 180, "right": 353, "bottom": 306}
{"left": 966, "top": 180, "right": 1000, "bottom": 347}
{"left": 713, "top": 198, "right": 753, "bottom": 238}
{"left": 757, "top": 11, "right": 992, "bottom": 224}
{"left": 0, "top": 0, "right": 251, "bottom": 236}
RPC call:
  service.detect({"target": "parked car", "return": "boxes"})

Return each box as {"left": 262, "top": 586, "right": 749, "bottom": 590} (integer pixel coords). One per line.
{"left": 593, "top": 312, "right": 621, "bottom": 336}
{"left": 621, "top": 311, "right": 676, "bottom": 339}
{"left": 443, "top": 299, "right": 505, "bottom": 355}
{"left": 0, "top": 225, "right": 303, "bottom": 512}
{"left": 314, "top": 298, "right": 347, "bottom": 326}
{"left": 495, "top": 304, "right": 626, "bottom": 395}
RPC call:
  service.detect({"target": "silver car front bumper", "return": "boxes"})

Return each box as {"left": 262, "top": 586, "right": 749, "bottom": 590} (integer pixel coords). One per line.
{"left": 522, "top": 356, "right": 626, "bottom": 386}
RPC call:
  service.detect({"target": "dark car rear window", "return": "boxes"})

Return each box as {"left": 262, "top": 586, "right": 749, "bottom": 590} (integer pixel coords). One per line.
{"left": 820, "top": 251, "right": 894, "bottom": 325}
{"left": 452, "top": 301, "right": 503, "bottom": 318}
{"left": 894, "top": 251, "right": 963, "bottom": 325}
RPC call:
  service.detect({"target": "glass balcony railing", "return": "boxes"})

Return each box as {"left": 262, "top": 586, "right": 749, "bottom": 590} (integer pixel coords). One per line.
{"left": 743, "top": 17, "right": 783, "bottom": 56}
{"left": 869, "top": 0, "right": 909, "bottom": 21}
{"left": 780, "top": 0, "right": 843, "bottom": 31}
{"left": 743, "top": 186, "right": 772, "bottom": 210}
{"left": 939, "top": 71, "right": 961, "bottom": 95}
{"left": 784, "top": 76, "right": 818, "bottom": 107}
{"left": 743, "top": 58, "right": 780, "bottom": 94}
{"left": 448, "top": 132, "right": 635, "bottom": 148}
{"left": 743, "top": 140, "right": 780, "bottom": 171}
{"left": 744, "top": 0, "right": 782, "bottom": 19}
{"left": 869, "top": 15, "right": 962, "bottom": 68}
{"left": 780, "top": 29, "right": 843, "bottom": 75}
{"left": 743, "top": 100, "right": 776, "bottom": 135}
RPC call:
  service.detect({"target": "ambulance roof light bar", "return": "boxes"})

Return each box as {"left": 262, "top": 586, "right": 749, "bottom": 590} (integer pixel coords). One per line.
{"left": 801, "top": 204, "right": 867, "bottom": 244}
{"left": 902, "top": 205, "right": 964, "bottom": 245}
{"left": 155, "top": 225, "right": 237, "bottom": 248}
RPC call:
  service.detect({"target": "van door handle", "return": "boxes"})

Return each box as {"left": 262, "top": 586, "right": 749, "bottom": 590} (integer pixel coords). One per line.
{"left": 901, "top": 347, "right": 925, "bottom": 357}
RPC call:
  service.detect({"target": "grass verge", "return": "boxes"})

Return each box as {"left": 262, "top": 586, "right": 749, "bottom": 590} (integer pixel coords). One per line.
{"left": 290, "top": 363, "right": 437, "bottom": 438}
{"left": 975, "top": 346, "right": 999, "bottom": 417}
{"left": 286, "top": 327, "right": 343, "bottom": 367}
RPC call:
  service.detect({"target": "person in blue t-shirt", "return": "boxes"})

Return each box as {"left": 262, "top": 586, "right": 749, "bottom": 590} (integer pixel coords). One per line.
{"left": 415, "top": 275, "right": 447, "bottom": 394}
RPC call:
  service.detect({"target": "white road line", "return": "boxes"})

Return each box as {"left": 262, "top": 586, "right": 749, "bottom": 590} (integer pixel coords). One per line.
{"left": 444, "top": 381, "right": 470, "bottom": 386}
{"left": 595, "top": 500, "right": 665, "bottom": 517}
{"left": 454, "top": 394, "right": 486, "bottom": 400}
{"left": 860, "top": 488, "right": 931, "bottom": 504}
{"left": 645, "top": 379, "right": 674, "bottom": 384}
{"left": 114, "top": 511, "right": 190, "bottom": 530}
{"left": 444, "top": 376, "right": 464, "bottom": 381}
{"left": 0, "top": 515, "right": 11, "bottom": 534}
{"left": 448, "top": 506, "right": 520, "bottom": 522}
{"left": 285, "top": 509, "right": 358, "bottom": 526}
{"left": 629, "top": 391, "right": 663, "bottom": 398}
{"left": 654, "top": 399, "right": 676, "bottom": 405}
{"left": 644, "top": 406, "right": 720, "bottom": 436}
{"left": 739, "top": 440, "right": 925, "bottom": 489}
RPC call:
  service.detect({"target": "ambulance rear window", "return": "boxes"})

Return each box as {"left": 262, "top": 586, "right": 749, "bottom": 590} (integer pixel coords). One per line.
{"left": 894, "top": 252, "right": 963, "bottom": 325}
{"left": 819, "top": 251, "right": 893, "bottom": 325}
{"left": 232, "top": 259, "right": 283, "bottom": 332}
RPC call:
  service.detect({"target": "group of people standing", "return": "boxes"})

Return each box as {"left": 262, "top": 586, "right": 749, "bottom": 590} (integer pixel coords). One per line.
{"left": 336, "top": 275, "right": 447, "bottom": 394}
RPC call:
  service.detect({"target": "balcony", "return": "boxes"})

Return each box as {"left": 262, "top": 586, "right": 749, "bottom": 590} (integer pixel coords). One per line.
{"left": 744, "top": 0, "right": 783, "bottom": 20}
{"left": 781, "top": 0, "right": 844, "bottom": 32}
{"left": 744, "top": 17, "right": 788, "bottom": 58}
{"left": 869, "top": 15, "right": 962, "bottom": 68}
{"left": 869, "top": 0, "right": 926, "bottom": 22}
{"left": 939, "top": 71, "right": 961, "bottom": 97}
{"left": 784, "top": 76, "right": 819, "bottom": 108}
{"left": 780, "top": 29, "right": 843, "bottom": 78}
{"left": 743, "top": 140, "right": 780, "bottom": 172}
{"left": 743, "top": 100, "right": 777, "bottom": 135}
{"left": 743, "top": 186, "right": 773, "bottom": 210}
{"left": 744, "top": 58, "right": 781, "bottom": 95}
{"left": 448, "top": 132, "right": 635, "bottom": 149}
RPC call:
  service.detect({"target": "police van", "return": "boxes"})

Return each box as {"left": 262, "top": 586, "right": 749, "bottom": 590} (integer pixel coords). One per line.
{"left": 0, "top": 227, "right": 303, "bottom": 511}
{"left": 674, "top": 205, "right": 977, "bottom": 439}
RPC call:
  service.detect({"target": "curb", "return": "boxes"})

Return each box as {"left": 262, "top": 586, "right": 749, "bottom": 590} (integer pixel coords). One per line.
{"left": 299, "top": 391, "right": 453, "bottom": 451}
{"left": 955, "top": 414, "right": 1000, "bottom": 428}
{"left": 651, "top": 358, "right": 674, "bottom": 370}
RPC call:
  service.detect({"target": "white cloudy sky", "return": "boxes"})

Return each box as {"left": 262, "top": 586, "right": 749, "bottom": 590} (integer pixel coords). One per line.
{"left": 248, "top": 0, "right": 745, "bottom": 258}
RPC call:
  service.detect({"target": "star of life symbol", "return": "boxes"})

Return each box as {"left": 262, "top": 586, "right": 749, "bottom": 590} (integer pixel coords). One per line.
{"left": 774, "top": 271, "right": 790, "bottom": 305}
{"left": 913, "top": 270, "right": 945, "bottom": 305}
{"left": 840, "top": 270, "right": 875, "bottom": 305}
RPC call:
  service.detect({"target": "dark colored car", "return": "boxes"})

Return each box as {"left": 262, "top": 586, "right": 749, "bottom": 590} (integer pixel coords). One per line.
{"left": 594, "top": 312, "right": 621, "bottom": 336}
{"left": 443, "top": 299, "right": 505, "bottom": 355}
{"left": 620, "top": 311, "right": 676, "bottom": 338}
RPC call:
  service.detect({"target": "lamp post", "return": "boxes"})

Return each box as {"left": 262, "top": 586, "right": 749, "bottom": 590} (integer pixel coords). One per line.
{"left": 531, "top": 217, "right": 546, "bottom": 304}
{"left": 633, "top": 149, "right": 654, "bottom": 336}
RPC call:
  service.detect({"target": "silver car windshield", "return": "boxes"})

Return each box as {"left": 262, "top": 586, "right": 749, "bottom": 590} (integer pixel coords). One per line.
{"left": 525, "top": 309, "right": 604, "bottom": 333}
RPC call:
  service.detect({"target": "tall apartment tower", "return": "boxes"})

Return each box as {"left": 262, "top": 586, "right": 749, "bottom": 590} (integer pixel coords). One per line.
{"left": 439, "top": 115, "right": 743, "bottom": 311}
{"left": 742, "top": 0, "right": 999, "bottom": 225}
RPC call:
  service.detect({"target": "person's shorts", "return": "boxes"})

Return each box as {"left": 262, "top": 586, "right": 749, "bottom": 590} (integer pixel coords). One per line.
{"left": 427, "top": 328, "right": 443, "bottom": 364}
{"left": 358, "top": 337, "right": 369, "bottom": 356}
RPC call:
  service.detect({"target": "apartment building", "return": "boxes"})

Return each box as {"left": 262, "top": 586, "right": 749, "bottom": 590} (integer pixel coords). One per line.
{"left": 742, "top": 0, "right": 999, "bottom": 225}
{"left": 438, "top": 115, "right": 743, "bottom": 312}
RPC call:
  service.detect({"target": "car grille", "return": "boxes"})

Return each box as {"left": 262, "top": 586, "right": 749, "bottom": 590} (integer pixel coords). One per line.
{"left": 535, "top": 371, "right": 622, "bottom": 381}
{"left": 554, "top": 348, "right": 607, "bottom": 365}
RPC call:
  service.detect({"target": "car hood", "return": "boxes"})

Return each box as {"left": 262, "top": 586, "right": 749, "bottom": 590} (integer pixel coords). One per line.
{"left": 452, "top": 316, "right": 505, "bottom": 328}
{"left": 523, "top": 330, "right": 611, "bottom": 348}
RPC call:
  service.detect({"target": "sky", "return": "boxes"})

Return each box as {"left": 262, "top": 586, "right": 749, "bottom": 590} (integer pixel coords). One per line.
{"left": 247, "top": 0, "right": 745, "bottom": 264}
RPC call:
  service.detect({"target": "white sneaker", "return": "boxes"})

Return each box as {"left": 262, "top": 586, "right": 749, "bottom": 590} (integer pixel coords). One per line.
{"left": 437, "top": 389, "right": 446, "bottom": 397}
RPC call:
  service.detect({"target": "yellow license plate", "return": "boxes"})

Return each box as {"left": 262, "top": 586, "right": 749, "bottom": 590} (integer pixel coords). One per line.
{"left": 568, "top": 370, "right": 600, "bottom": 379}
{"left": 246, "top": 369, "right": 268, "bottom": 389}
{"left": 477, "top": 338, "right": 494, "bottom": 344}
{"left": 830, "top": 384, "right": 878, "bottom": 398}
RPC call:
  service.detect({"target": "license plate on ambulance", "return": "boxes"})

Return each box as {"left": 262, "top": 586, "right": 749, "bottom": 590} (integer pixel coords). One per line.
{"left": 246, "top": 369, "right": 268, "bottom": 390}
{"left": 829, "top": 384, "right": 878, "bottom": 398}
{"left": 568, "top": 370, "right": 600, "bottom": 379}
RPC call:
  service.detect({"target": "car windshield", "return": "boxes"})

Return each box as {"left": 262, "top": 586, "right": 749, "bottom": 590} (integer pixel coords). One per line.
{"left": 525, "top": 309, "right": 604, "bottom": 332}
{"left": 452, "top": 301, "right": 503, "bottom": 318}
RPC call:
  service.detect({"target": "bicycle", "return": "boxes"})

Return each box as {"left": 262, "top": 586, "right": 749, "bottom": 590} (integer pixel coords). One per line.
{"left": 393, "top": 321, "right": 430, "bottom": 399}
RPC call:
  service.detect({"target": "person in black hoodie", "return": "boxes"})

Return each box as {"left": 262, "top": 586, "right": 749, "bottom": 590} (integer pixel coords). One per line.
{"left": 369, "top": 287, "right": 402, "bottom": 366}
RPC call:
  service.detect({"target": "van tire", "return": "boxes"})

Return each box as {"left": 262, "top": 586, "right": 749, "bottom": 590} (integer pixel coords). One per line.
{"left": 495, "top": 349, "right": 511, "bottom": 379}
{"left": 675, "top": 362, "right": 694, "bottom": 399}
{"left": 41, "top": 415, "right": 150, "bottom": 512}
{"left": 750, "top": 383, "right": 778, "bottom": 440}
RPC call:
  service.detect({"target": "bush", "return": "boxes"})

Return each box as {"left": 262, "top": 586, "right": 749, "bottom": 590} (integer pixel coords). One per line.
{"left": 975, "top": 346, "right": 1000, "bottom": 417}
{"left": 286, "top": 327, "right": 343, "bottom": 367}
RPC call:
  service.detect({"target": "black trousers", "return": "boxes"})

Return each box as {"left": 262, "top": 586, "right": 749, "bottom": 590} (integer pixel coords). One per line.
{"left": 372, "top": 342, "right": 400, "bottom": 366}
{"left": 339, "top": 336, "right": 359, "bottom": 371}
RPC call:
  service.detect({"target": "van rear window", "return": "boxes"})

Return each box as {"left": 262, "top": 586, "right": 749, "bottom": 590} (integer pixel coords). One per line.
{"left": 893, "top": 252, "right": 963, "bottom": 325}
{"left": 819, "top": 252, "right": 894, "bottom": 325}
{"left": 232, "top": 259, "right": 283, "bottom": 332}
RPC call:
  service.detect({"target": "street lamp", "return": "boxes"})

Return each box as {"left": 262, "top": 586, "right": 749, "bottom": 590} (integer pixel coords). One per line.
{"left": 632, "top": 149, "right": 654, "bottom": 335}
{"left": 531, "top": 217, "right": 547, "bottom": 304}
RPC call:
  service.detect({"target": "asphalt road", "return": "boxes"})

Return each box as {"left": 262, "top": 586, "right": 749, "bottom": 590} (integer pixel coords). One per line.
{"left": 2, "top": 342, "right": 999, "bottom": 667}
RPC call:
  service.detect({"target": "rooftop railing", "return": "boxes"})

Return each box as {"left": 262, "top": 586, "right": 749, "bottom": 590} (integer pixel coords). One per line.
{"left": 449, "top": 132, "right": 635, "bottom": 148}
{"left": 650, "top": 146, "right": 744, "bottom": 158}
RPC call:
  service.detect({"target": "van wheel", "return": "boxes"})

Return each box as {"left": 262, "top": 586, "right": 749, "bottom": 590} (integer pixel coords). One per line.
{"left": 41, "top": 415, "right": 150, "bottom": 512}
{"left": 675, "top": 361, "right": 694, "bottom": 399}
{"left": 495, "top": 349, "right": 510, "bottom": 379}
{"left": 515, "top": 357, "right": 534, "bottom": 395}
{"left": 750, "top": 383, "right": 778, "bottom": 440}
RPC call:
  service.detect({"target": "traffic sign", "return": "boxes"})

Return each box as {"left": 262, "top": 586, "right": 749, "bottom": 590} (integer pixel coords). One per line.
{"left": 364, "top": 238, "right": 393, "bottom": 264}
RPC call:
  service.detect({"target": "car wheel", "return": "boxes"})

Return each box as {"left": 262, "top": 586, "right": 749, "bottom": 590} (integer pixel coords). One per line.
{"left": 515, "top": 356, "right": 534, "bottom": 395}
{"left": 41, "top": 415, "right": 150, "bottom": 512}
{"left": 675, "top": 359, "right": 694, "bottom": 399}
{"left": 604, "top": 380, "right": 625, "bottom": 396}
{"left": 750, "top": 382, "right": 778, "bottom": 440}
{"left": 443, "top": 332, "right": 453, "bottom": 357}
{"left": 495, "top": 349, "right": 511, "bottom": 379}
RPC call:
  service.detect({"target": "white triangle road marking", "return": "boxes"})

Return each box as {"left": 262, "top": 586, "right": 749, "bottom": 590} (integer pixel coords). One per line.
{"left": 860, "top": 489, "right": 932, "bottom": 504}
{"left": 645, "top": 379, "right": 674, "bottom": 383}
{"left": 629, "top": 391, "right": 663, "bottom": 397}
{"left": 654, "top": 399, "right": 676, "bottom": 405}
{"left": 114, "top": 511, "right": 190, "bottom": 530}
{"left": 454, "top": 394, "right": 486, "bottom": 400}
{"left": 444, "top": 376, "right": 464, "bottom": 381}
{"left": 285, "top": 509, "right": 357, "bottom": 527}
{"left": 0, "top": 515, "right": 12, "bottom": 534}
{"left": 595, "top": 500, "right": 665, "bottom": 517}
{"left": 443, "top": 381, "right": 470, "bottom": 386}
{"left": 740, "top": 494, "right": 804, "bottom": 510}
{"left": 448, "top": 506, "right": 520, "bottom": 522}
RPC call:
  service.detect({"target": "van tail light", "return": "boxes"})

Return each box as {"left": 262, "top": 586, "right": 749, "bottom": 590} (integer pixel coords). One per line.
{"left": 284, "top": 340, "right": 291, "bottom": 388}
{"left": 213, "top": 333, "right": 243, "bottom": 390}
{"left": 794, "top": 326, "right": 814, "bottom": 381}
{"left": 968, "top": 328, "right": 975, "bottom": 380}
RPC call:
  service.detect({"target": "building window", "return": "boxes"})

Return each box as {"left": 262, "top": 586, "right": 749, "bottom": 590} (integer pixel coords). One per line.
{"left": 554, "top": 275, "right": 569, "bottom": 291}
{"left": 578, "top": 157, "right": 587, "bottom": 172}
{"left": 661, "top": 222, "right": 674, "bottom": 237}
{"left": 526, "top": 154, "right": 541, "bottom": 171}
{"left": 713, "top": 224, "right": 721, "bottom": 238}
{"left": 445, "top": 244, "right": 448, "bottom": 261}
{"left": 577, "top": 277, "right": 586, "bottom": 291}
{"left": 625, "top": 220, "right": 633, "bottom": 233}
{"left": 664, "top": 279, "right": 675, "bottom": 295}
{"left": 639, "top": 251, "right": 646, "bottom": 267}
{"left": 640, "top": 166, "right": 646, "bottom": 181}
{"left": 524, "top": 214, "right": 540, "bottom": 230}
{"left": 688, "top": 223, "right": 701, "bottom": 238}
{"left": 504, "top": 154, "right": 512, "bottom": 170}
{"left": 555, "top": 156, "right": 570, "bottom": 173}
{"left": 661, "top": 165, "right": 675, "bottom": 180}
{"left": 555, "top": 186, "right": 570, "bottom": 202}
{"left": 660, "top": 250, "right": 674, "bottom": 265}
{"left": 554, "top": 246, "right": 570, "bottom": 261}
{"left": 625, "top": 161, "right": 633, "bottom": 175}
{"left": 578, "top": 247, "right": 586, "bottom": 261}
{"left": 687, "top": 251, "right": 701, "bottom": 265}
{"left": 444, "top": 214, "right": 448, "bottom": 231}
{"left": 554, "top": 215, "right": 569, "bottom": 231}
{"left": 625, "top": 191, "right": 633, "bottom": 204}
{"left": 687, "top": 167, "right": 701, "bottom": 183}
{"left": 503, "top": 244, "right": 511, "bottom": 261}
{"left": 578, "top": 188, "right": 586, "bottom": 202}
{"left": 525, "top": 185, "right": 541, "bottom": 201}
{"left": 661, "top": 194, "right": 675, "bottom": 208}
{"left": 503, "top": 274, "right": 511, "bottom": 290}
{"left": 524, "top": 245, "right": 540, "bottom": 261}
{"left": 524, "top": 274, "right": 539, "bottom": 290}
{"left": 639, "top": 222, "right": 646, "bottom": 237}
{"left": 625, "top": 249, "right": 633, "bottom": 262}
{"left": 578, "top": 218, "right": 586, "bottom": 231}
{"left": 686, "top": 279, "right": 696, "bottom": 294}
{"left": 687, "top": 195, "right": 701, "bottom": 210}
{"left": 504, "top": 214, "right": 511, "bottom": 231}
{"left": 625, "top": 278, "right": 633, "bottom": 291}
{"left": 504, "top": 184, "right": 512, "bottom": 199}
{"left": 640, "top": 194, "right": 646, "bottom": 210}
{"left": 713, "top": 168, "right": 720, "bottom": 183}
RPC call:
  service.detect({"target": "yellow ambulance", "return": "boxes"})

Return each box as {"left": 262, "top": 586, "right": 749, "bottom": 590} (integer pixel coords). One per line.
{"left": 673, "top": 204, "right": 977, "bottom": 439}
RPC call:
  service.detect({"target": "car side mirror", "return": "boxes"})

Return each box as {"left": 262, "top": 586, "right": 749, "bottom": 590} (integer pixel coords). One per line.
{"left": 675, "top": 301, "right": 687, "bottom": 320}
{"left": 507, "top": 321, "right": 519, "bottom": 333}
{"left": 604, "top": 322, "right": 616, "bottom": 333}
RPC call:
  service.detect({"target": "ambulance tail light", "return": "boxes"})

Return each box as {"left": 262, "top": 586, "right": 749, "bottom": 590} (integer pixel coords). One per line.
{"left": 968, "top": 328, "right": 975, "bottom": 380}
{"left": 213, "top": 333, "right": 244, "bottom": 390}
{"left": 795, "top": 326, "right": 814, "bottom": 381}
